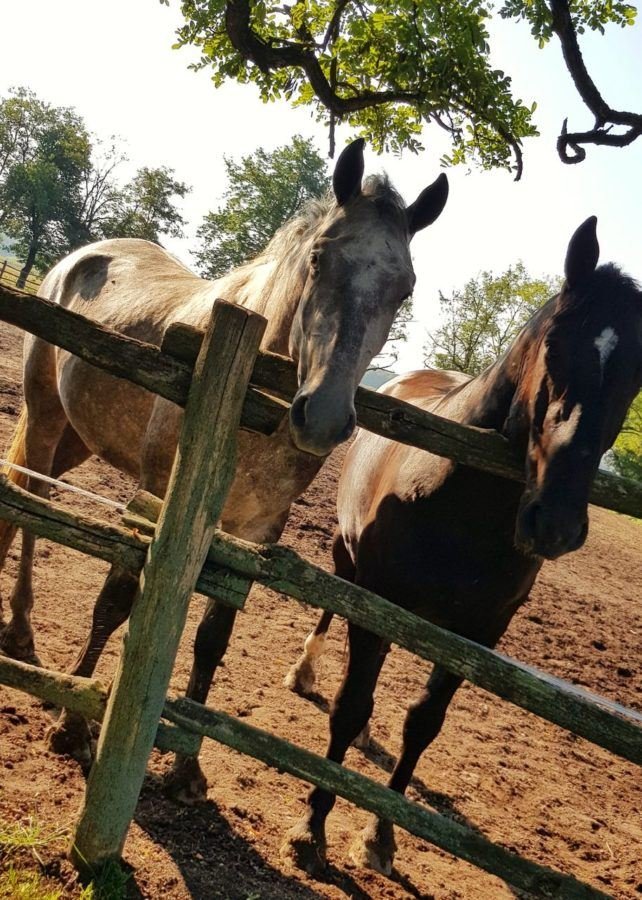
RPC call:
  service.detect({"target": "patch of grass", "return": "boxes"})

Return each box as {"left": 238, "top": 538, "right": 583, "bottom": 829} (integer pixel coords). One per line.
{"left": 76, "top": 859, "right": 130, "bottom": 900}
{"left": 0, "top": 818, "right": 129, "bottom": 900}
{"left": 0, "top": 865, "right": 63, "bottom": 899}
{"left": 0, "top": 818, "right": 67, "bottom": 864}
{"left": 0, "top": 819, "right": 68, "bottom": 900}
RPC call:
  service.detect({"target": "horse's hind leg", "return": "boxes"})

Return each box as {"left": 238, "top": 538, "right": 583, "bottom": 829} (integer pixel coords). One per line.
{"left": 0, "top": 356, "right": 70, "bottom": 662}
{"left": 282, "top": 622, "right": 387, "bottom": 875}
{"left": 351, "top": 664, "right": 462, "bottom": 874}
{"left": 164, "top": 600, "right": 238, "bottom": 803}
{"left": 284, "top": 530, "right": 353, "bottom": 695}
{"left": 46, "top": 565, "right": 138, "bottom": 768}
{"left": 283, "top": 609, "right": 334, "bottom": 696}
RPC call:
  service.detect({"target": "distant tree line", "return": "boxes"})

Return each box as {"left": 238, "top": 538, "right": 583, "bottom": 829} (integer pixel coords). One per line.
{"left": 0, "top": 87, "right": 189, "bottom": 287}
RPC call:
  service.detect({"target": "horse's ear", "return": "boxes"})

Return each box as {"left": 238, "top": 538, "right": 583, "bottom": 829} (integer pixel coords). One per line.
{"left": 406, "top": 173, "right": 449, "bottom": 236}
{"left": 333, "top": 138, "right": 365, "bottom": 206}
{"left": 564, "top": 216, "right": 599, "bottom": 287}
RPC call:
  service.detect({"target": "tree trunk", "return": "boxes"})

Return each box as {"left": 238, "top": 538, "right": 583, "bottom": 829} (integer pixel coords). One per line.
{"left": 16, "top": 240, "right": 38, "bottom": 289}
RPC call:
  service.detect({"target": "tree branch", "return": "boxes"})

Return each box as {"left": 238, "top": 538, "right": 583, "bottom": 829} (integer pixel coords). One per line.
{"left": 549, "top": 0, "right": 642, "bottom": 164}
{"left": 223, "top": 0, "right": 526, "bottom": 173}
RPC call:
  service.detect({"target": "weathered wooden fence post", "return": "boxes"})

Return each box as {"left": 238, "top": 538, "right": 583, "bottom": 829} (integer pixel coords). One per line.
{"left": 71, "top": 299, "right": 266, "bottom": 873}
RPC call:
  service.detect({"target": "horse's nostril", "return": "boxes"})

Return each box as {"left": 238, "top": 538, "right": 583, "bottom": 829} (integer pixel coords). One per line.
{"left": 522, "top": 500, "right": 541, "bottom": 539}
{"left": 340, "top": 411, "right": 357, "bottom": 443}
{"left": 290, "top": 394, "right": 308, "bottom": 429}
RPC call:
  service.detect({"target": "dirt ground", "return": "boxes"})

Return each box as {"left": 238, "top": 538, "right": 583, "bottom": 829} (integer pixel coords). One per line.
{"left": 0, "top": 318, "right": 641, "bottom": 900}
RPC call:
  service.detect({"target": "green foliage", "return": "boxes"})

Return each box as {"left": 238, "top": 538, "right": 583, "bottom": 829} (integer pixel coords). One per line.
{"left": 0, "top": 87, "right": 190, "bottom": 285}
{"left": 424, "top": 262, "right": 559, "bottom": 375}
{"left": 499, "top": 0, "right": 636, "bottom": 45}
{"left": 103, "top": 166, "right": 189, "bottom": 243}
{"left": 0, "top": 87, "right": 92, "bottom": 282}
{"left": 194, "top": 135, "right": 329, "bottom": 278}
{"left": 173, "top": 0, "right": 636, "bottom": 172}
{"left": 611, "top": 391, "right": 642, "bottom": 481}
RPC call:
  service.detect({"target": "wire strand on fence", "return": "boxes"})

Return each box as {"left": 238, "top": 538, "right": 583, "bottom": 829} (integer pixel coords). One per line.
{"left": 0, "top": 459, "right": 126, "bottom": 511}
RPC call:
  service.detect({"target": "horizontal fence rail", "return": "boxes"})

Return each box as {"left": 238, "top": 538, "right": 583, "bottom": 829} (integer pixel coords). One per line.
{"left": 0, "top": 476, "right": 251, "bottom": 611}
{"left": 163, "top": 697, "right": 609, "bottom": 900}
{"left": 0, "top": 283, "right": 640, "bottom": 520}
{"left": 0, "top": 653, "right": 609, "bottom": 898}
{"left": 1, "top": 476, "right": 640, "bottom": 768}
{"left": 0, "top": 656, "right": 200, "bottom": 758}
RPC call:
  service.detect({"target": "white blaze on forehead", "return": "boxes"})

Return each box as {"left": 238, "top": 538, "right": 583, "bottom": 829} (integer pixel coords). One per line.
{"left": 594, "top": 327, "right": 619, "bottom": 371}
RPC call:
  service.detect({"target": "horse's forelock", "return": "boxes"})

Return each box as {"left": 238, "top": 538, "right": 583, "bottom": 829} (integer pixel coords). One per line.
{"left": 555, "top": 263, "right": 641, "bottom": 323}
{"left": 254, "top": 174, "right": 407, "bottom": 268}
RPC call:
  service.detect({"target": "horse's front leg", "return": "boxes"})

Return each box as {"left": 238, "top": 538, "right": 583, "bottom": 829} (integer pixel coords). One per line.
{"left": 282, "top": 623, "right": 387, "bottom": 875}
{"left": 163, "top": 599, "right": 238, "bottom": 803}
{"left": 46, "top": 566, "right": 138, "bottom": 769}
{"left": 351, "top": 664, "right": 462, "bottom": 875}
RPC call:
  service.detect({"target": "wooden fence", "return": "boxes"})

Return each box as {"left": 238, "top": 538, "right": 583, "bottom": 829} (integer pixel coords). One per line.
{"left": 0, "top": 281, "right": 640, "bottom": 898}
{"left": 0, "top": 257, "right": 41, "bottom": 295}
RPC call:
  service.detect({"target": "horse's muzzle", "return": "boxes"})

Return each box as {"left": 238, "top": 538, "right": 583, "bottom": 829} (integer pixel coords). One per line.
{"left": 515, "top": 499, "right": 589, "bottom": 560}
{"left": 289, "top": 391, "right": 356, "bottom": 456}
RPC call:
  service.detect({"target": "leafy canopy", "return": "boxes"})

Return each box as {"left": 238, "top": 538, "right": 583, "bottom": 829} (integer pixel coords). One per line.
{"left": 173, "top": 0, "right": 637, "bottom": 176}
{"left": 424, "top": 262, "right": 560, "bottom": 375}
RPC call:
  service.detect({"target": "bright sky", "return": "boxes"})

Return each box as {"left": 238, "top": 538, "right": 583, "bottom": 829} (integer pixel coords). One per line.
{"left": 1, "top": 0, "right": 641, "bottom": 369}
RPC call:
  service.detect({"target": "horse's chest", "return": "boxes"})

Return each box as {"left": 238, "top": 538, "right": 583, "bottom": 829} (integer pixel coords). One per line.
{"left": 220, "top": 426, "right": 324, "bottom": 542}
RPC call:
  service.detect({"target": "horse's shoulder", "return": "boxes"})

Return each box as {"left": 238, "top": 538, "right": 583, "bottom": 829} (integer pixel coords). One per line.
{"left": 378, "top": 368, "right": 471, "bottom": 407}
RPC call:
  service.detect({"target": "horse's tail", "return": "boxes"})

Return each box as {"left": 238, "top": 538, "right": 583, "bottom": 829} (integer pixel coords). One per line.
{"left": 0, "top": 406, "right": 29, "bottom": 569}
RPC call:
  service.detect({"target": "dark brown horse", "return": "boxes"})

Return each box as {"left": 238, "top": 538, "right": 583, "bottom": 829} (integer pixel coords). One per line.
{"left": 283, "top": 217, "right": 642, "bottom": 875}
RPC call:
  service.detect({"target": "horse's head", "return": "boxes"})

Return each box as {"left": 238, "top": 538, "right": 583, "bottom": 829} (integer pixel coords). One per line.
{"left": 288, "top": 139, "right": 448, "bottom": 456}
{"left": 510, "top": 217, "right": 642, "bottom": 559}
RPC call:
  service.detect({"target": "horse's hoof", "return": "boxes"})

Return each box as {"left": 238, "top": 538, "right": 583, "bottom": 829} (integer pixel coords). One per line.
{"left": 0, "top": 631, "right": 41, "bottom": 666}
{"left": 283, "top": 658, "right": 316, "bottom": 696}
{"left": 163, "top": 756, "right": 208, "bottom": 804}
{"left": 352, "top": 722, "right": 371, "bottom": 750}
{"left": 45, "top": 714, "right": 95, "bottom": 773}
{"left": 281, "top": 820, "right": 327, "bottom": 876}
{"left": 349, "top": 819, "right": 396, "bottom": 875}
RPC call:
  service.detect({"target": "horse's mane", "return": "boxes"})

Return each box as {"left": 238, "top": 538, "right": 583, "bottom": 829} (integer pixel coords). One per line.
{"left": 251, "top": 174, "right": 406, "bottom": 267}
{"left": 586, "top": 263, "right": 641, "bottom": 300}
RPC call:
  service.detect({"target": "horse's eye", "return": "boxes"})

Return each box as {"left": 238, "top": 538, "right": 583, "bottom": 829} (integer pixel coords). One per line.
{"left": 310, "top": 251, "right": 320, "bottom": 272}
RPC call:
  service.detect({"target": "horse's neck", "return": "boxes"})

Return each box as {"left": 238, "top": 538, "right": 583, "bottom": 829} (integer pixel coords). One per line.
{"left": 205, "top": 252, "right": 305, "bottom": 357}
{"left": 437, "top": 336, "right": 530, "bottom": 434}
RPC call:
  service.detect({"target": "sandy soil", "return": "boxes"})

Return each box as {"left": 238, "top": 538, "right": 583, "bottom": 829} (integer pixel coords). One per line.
{"left": 0, "top": 318, "right": 641, "bottom": 899}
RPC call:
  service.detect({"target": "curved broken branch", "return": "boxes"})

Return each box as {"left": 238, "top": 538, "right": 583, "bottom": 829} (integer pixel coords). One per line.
{"left": 550, "top": 0, "right": 642, "bottom": 164}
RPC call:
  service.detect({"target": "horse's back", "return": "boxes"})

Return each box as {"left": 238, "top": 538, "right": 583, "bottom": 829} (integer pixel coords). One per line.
{"left": 39, "top": 238, "right": 208, "bottom": 344}
{"left": 378, "top": 368, "right": 471, "bottom": 407}
{"left": 338, "top": 369, "right": 468, "bottom": 560}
